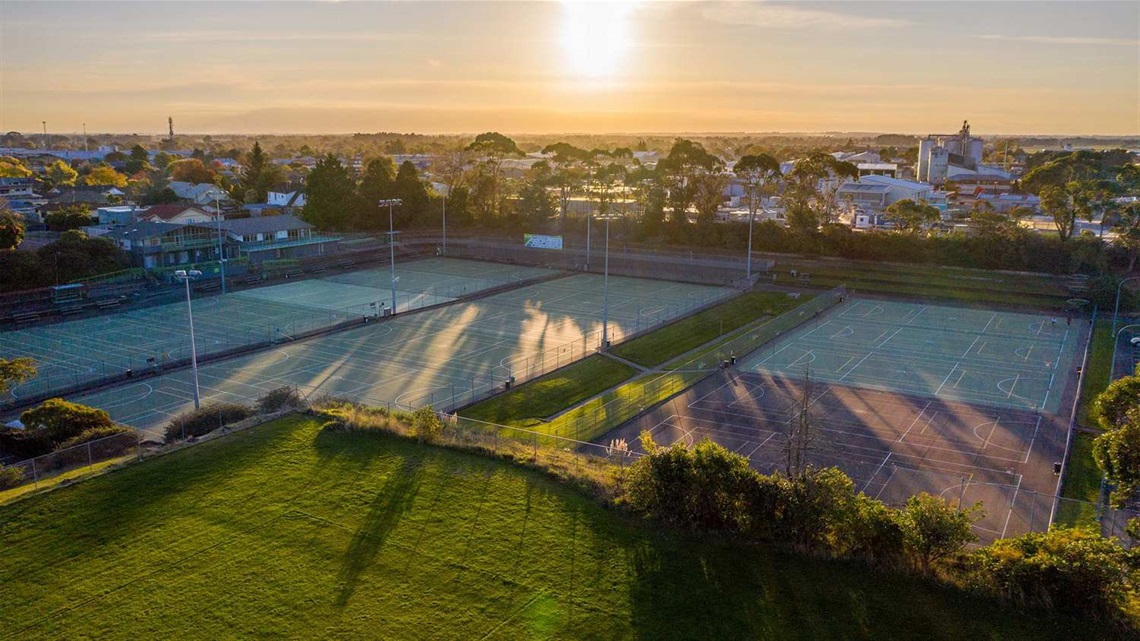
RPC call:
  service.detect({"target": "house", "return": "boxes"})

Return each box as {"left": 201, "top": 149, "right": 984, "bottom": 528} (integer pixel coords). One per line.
{"left": 138, "top": 204, "right": 218, "bottom": 225}
{"left": 218, "top": 214, "right": 340, "bottom": 263}
{"left": 96, "top": 205, "right": 145, "bottom": 225}
{"left": 167, "top": 181, "right": 228, "bottom": 206}
{"left": 266, "top": 190, "right": 306, "bottom": 209}
{"left": 104, "top": 221, "right": 231, "bottom": 269}
{"left": 0, "top": 177, "right": 44, "bottom": 219}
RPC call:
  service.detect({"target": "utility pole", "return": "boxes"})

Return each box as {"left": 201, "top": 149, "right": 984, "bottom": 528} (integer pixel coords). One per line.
{"left": 379, "top": 198, "right": 403, "bottom": 313}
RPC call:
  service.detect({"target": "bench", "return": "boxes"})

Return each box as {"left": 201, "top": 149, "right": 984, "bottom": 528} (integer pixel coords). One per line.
{"left": 283, "top": 269, "right": 303, "bottom": 279}
{"left": 336, "top": 260, "right": 357, "bottom": 270}
{"left": 195, "top": 281, "right": 222, "bottom": 293}
{"left": 60, "top": 305, "right": 85, "bottom": 316}
{"left": 243, "top": 274, "right": 263, "bottom": 285}
{"left": 305, "top": 266, "right": 327, "bottom": 275}
{"left": 96, "top": 299, "right": 122, "bottom": 309}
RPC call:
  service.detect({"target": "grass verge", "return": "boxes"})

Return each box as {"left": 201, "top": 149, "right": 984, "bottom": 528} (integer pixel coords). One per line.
{"left": 1077, "top": 319, "right": 1114, "bottom": 428}
{"left": 460, "top": 355, "right": 634, "bottom": 427}
{"left": 0, "top": 414, "right": 1113, "bottom": 640}
{"left": 1056, "top": 432, "right": 1104, "bottom": 530}
{"left": 612, "top": 291, "right": 803, "bottom": 367}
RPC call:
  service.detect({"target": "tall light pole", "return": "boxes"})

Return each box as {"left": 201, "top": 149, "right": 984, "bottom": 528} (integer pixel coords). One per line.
{"left": 379, "top": 198, "right": 403, "bottom": 313}
{"left": 215, "top": 193, "right": 226, "bottom": 294}
{"left": 1110, "top": 276, "right": 1140, "bottom": 382}
{"left": 746, "top": 180, "right": 757, "bottom": 280}
{"left": 175, "top": 269, "right": 204, "bottom": 409}
{"left": 597, "top": 213, "right": 621, "bottom": 349}
{"left": 441, "top": 188, "right": 447, "bottom": 255}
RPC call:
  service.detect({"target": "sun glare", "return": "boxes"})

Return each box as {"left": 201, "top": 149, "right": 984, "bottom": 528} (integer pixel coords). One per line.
{"left": 560, "top": 1, "right": 638, "bottom": 81}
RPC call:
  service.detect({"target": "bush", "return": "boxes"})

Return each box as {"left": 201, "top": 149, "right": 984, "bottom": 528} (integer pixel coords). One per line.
{"left": 899, "top": 493, "right": 983, "bottom": 573}
{"left": 257, "top": 386, "right": 305, "bottom": 414}
{"left": 164, "top": 403, "right": 253, "bottom": 443}
{"left": 0, "top": 428, "right": 53, "bottom": 460}
{"left": 20, "top": 398, "right": 114, "bottom": 444}
{"left": 971, "top": 528, "right": 1133, "bottom": 618}
{"left": 57, "top": 425, "right": 133, "bottom": 449}
{"left": 411, "top": 406, "right": 443, "bottom": 444}
{"left": 0, "top": 464, "right": 26, "bottom": 490}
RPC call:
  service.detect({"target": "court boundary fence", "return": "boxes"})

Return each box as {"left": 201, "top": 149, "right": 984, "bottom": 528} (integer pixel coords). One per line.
{"left": 1049, "top": 305, "right": 1097, "bottom": 528}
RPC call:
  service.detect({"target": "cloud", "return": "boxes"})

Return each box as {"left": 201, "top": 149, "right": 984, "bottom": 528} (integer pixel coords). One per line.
{"left": 702, "top": 1, "right": 909, "bottom": 31}
{"left": 977, "top": 34, "right": 1139, "bottom": 47}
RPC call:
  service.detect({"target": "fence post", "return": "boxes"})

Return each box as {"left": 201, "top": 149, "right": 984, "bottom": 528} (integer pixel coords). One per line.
{"left": 31, "top": 457, "right": 38, "bottom": 490}
{"left": 87, "top": 441, "right": 93, "bottom": 468}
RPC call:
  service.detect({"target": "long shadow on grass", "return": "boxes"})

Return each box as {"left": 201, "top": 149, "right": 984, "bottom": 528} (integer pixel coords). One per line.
{"left": 335, "top": 458, "right": 425, "bottom": 607}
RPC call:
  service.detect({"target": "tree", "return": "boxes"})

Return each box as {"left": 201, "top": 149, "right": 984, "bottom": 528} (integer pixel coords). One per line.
{"left": 0, "top": 156, "right": 31, "bottom": 178}
{"left": 885, "top": 199, "right": 940, "bottom": 234}
{"left": 43, "top": 205, "right": 97, "bottom": 231}
{"left": 899, "top": 492, "right": 982, "bottom": 573}
{"left": 542, "top": 142, "right": 590, "bottom": 226}
{"left": 0, "top": 201, "right": 25, "bottom": 250}
{"left": 1091, "top": 369, "right": 1140, "bottom": 431}
{"left": 353, "top": 156, "right": 397, "bottom": 230}
{"left": 0, "top": 357, "right": 35, "bottom": 396}
{"left": 733, "top": 153, "right": 782, "bottom": 230}
{"left": 691, "top": 171, "right": 729, "bottom": 224}
{"left": 657, "top": 139, "right": 720, "bottom": 223}
{"left": 972, "top": 527, "right": 1132, "bottom": 617}
{"left": 784, "top": 151, "right": 859, "bottom": 233}
{"left": 784, "top": 368, "right": 818, "bottom": 478}
{"left": 1093, "top": 406, "right": 1140, "bottom": 508}
{"left": 20, "top": 397, "right": 114, "bottom": 444}
{"left": 83, "top": 165, "right": 128, "bottom": 188}
{"left": 392, "top": 160, "right": 430, "bottom": 226}
{"left": 515, "top": 163, "right": 558, "bottom": 227}
{"left": 240, "top": 141, "right": 284, "bottom": 204}
{"left": 168, "top": 158, "right": 216, "bottom": 184}
{"left": 125, "top": 144, "right": 150, "bottom": 174}
{"left": 1022, "top": 151, "right": 1118, "bottom": 242}
{"left": 465, "top": 133, "right": 522, "bottom": 221}
{"left": 44, "top": 159, "right": 79, "bottom": 187}
{"left": 302, "top": 154, "right": 354, "bottom": 229}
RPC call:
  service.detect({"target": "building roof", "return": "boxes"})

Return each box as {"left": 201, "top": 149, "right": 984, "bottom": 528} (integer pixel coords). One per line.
{"left": 837, "top": 183, "right": 891, "bottom": 194}
{"left": 143, "top": 204, "right": 211, "bottom": 221}
{"left": 219, "top": 214, "right": 312, "bottom": 235}
{"left": 858, "top": 175, "right": 931, "bottom": 191}
{"left": 104, "top": 221, "right": 191, "bottom": 241}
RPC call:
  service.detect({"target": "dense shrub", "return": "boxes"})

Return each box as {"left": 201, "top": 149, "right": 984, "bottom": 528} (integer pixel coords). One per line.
{"left": 57, "top": 425, "right": 133, "bottom": 449}
{"left": 256, "top": 386, "right": 305, "bottom": 414}
{"left": 0, "top": 464, "right": 26, "bottom": 490}
{"left": 899, "top": 493, "right": 983, "bottom": 573}
{"left": 411, "top": 406, "right": 443, "bottom": 443}
{"left": 971, "top": 528, "right": 1135, "bottom": 618}
{"left": 164, "top": 402, "right": 253, "bottom": 443}
{"left": 20, "top": 398, "right": 115, "bottom": 444}
{"left": 0, "top": 428, "right": 53, "bottom": 460}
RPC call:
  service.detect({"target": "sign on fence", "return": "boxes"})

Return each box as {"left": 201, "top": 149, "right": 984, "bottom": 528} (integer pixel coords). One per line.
{"left": 523, "top": 234, "right": 563, "bottom": 250}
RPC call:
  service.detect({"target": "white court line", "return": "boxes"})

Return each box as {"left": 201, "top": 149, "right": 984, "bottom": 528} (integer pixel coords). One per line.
{"left": 745, "top": 433, "right": 777, "bottom": 458}
{"left": 873, "top": 468, "right": 897, "bottom": 500}
{"left": 1000, "top": 474, "right": 1024, "bottom": 539}
{"left": 980, "top": 313, "right": 997, "bottom": 334}
{"left": 1040, "top": 371, "right": 1055, "bottom": 411}
{"left": 838, "top": 352, "right": 873, "bottom": 382}
{"left": 1022, "top": 415, "right": 1043, "bottom": 464}
{"left": 835, "top": 355, "right": 856, "bottom": 374}
{"left": 861, "top": 452, "right": 893, "bottom": 493}
{"left": 1006, "top": 373, "right": 1020, "bottom": 398}
{"left": 897, "top": 401, "right": 933, "bottom": 442}
{"left": 934, "top": 363, "right": 959, "bottom": 396}
{"left": 876, "top": 327, "right": 904, "bottom": 348}
{"left": 961, "top": 335, "right": 982, "bottom": 359}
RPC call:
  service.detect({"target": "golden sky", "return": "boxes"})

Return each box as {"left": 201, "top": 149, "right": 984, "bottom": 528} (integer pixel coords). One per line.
{"left": 2, "top": 1, "right": 1137, "bottom": 135}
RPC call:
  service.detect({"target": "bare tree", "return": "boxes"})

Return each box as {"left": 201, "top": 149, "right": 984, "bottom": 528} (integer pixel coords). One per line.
{"left": 784, "top": 366, "right": 818, "bottom": 478}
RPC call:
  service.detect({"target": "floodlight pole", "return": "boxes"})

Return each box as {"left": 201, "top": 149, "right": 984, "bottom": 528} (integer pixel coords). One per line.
{"left": 746, "top": 181, "right": 756, "bottom": 280}
{"left": 215, "top": 194, "right": 226, "bottom": 294}
{"left": 598, "top": 214, "right": 621, "bottom": 349}
{"left": 175, "top": 269, "right": 203, "bottom": 409}
{"left": 380, "top": 198, "right": 403, "bottom": 313}
{"left": 442, "top": 190, "right": 447, "bottom": 254}
{"left": 585, "top": 214, "right": 591, "bottom": 271}
{"left": 1110, "top": 276, "right": 1140, "bottom": 382}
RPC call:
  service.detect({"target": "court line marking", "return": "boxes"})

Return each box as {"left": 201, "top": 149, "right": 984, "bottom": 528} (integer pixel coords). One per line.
{"left": 897, "top": 401, "right": 933, "bottom": 442}
{"left": 861, "top": 452, "right": 893, "bottom": 492}
{"left": 1001, "top": 474, "right": 1024, "bottom": 539}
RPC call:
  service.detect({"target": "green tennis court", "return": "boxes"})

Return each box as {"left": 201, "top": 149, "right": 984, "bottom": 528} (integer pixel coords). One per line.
{"left": 739, "top": 299, "right": 1079, "bottom": 413}
{"left": 1, "top": 258, "right": 554, "bottom": 401}
{"left": 59, "top": 273, "right": 733, "bottom": 433}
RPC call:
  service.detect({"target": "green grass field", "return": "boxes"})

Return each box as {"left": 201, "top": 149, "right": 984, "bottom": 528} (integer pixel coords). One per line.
{"left": 612, "top": 291, "right": 803, "bottom": 367}
{"left": 1057, "top": 432, "right": 1103, "bottom": 529}
{"left": 1078, "top": 319, "right": 1115, "bottom": 428}
{"left": 0, "top": 415, "right": 1115, "bottom": 640}
{"left": 460, "top": 355, "right": 635, "bottom": 427}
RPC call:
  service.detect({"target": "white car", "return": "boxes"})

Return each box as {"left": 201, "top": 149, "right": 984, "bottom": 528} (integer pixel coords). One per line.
{"left": 1131, "top": 336, "right": 1140, "bottom": 346}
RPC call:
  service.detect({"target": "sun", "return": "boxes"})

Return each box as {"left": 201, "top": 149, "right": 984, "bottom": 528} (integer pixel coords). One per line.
{"left": 560, "top": 1, "right": 639, "bottom": 81}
